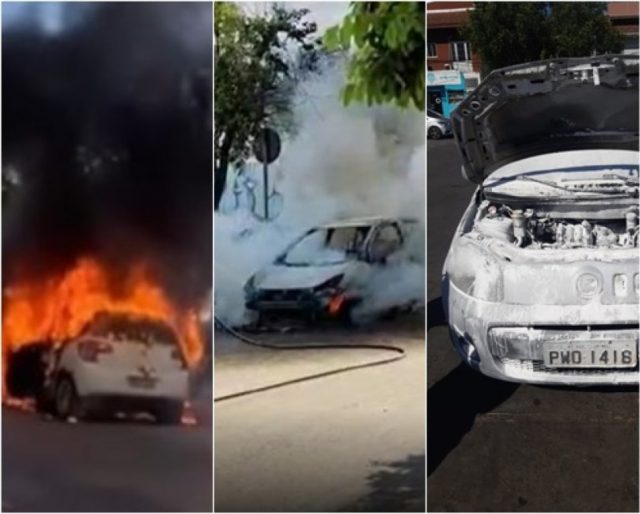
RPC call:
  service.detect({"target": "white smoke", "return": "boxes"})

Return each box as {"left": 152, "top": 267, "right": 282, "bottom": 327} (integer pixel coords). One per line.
{"left": 215, "top": 62, "right": 425, "bottom": 327}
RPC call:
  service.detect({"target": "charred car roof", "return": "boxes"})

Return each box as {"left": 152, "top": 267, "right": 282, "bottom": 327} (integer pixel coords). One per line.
{"left": 451, "top": 54, "right": 639, "bottom": 183}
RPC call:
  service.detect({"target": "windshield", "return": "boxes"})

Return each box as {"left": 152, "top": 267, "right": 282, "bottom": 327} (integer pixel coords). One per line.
{"left": 281, "top": 226, "right": 371, "bottom": 266}
{"left": 85, "top": 312, "right": 179, "bottom": 346}
{"left": 427, "top": 109, "right": 444, "bottom": 119}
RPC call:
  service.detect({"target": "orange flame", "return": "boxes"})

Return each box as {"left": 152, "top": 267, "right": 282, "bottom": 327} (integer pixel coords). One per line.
{"left": 2, "top": 257, "right": 204, "bottom": 393}
{"left": 328, "top": 293, "right": 345, "bottom": 316}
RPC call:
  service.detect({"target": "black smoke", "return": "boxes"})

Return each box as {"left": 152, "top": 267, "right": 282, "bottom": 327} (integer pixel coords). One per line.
{"left": 2, "top": 2, "right": 212, "bottom": 306}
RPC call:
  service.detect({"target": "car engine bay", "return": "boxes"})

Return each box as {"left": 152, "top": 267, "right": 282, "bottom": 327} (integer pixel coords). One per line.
{"left": 473, "top": 200, "right": 640, "bottom": 249}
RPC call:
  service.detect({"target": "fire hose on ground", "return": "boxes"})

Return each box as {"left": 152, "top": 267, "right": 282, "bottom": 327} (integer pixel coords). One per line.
{"left": 213, "top": 315, "right": 406, "bottom": 402}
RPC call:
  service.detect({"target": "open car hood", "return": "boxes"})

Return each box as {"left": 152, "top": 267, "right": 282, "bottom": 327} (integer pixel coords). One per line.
{"left": 451, "top": 55, "right": 639, "bottom": 183}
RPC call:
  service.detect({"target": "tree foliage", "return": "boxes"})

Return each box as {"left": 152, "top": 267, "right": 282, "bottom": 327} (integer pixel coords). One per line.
{"left": 324, "top": 2, "right": 425, "bottom": 111}
{"left": 547, "top": 3, "right": 625, "bottom": 58}
{"left": 214, "top": 2, "right": 317, "bottom": 208}
{"left": 464, "top": 2, "right": 624, "bottom": 73}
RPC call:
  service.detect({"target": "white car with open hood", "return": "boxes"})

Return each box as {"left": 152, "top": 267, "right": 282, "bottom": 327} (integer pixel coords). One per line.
{"left": 38, "top": 312, "right": 189, "bottom": 423}
{"left": 245, "top": 216, "right": 420, "bottom": 323}
{"left": 443, "top": 55, "right": 639, "bottom": 385}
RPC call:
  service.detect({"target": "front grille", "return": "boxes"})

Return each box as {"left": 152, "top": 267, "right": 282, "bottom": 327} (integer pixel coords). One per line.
{"left": 259, "top": 289, "right": 310, "bottom": 302}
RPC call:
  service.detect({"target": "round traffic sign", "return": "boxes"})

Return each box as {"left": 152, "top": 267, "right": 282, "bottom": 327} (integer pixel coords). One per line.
{"left": 253, "top": 128, "right": 281, "bottom": 164}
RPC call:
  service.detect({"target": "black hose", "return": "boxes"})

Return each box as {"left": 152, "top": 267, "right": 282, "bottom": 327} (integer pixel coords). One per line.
{"left": 214, "top": 316, "right": 405, "bottom": 402}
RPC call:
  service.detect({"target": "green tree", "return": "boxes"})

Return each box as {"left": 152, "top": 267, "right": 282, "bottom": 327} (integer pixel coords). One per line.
{"left": 324, "top": 2, "right": 425, "bottom": 111}
{"left": 464, "top": 2, "right": 624, "bottom": 74}
{"left": 214, "top": 2, "right": 317, "bottom": 209}
{"left": 547, "top": 3, "right": 625, "bottom": 58}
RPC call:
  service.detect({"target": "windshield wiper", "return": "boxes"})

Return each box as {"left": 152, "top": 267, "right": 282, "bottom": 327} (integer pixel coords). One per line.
{"left": 514, "top": 175, "right": 580, "bottom": 192}
{"left": 514, "top": 175, "right": 636, "bottom": 195}
{"left": 601, "top": 172, "right": 639, "bottom": 185}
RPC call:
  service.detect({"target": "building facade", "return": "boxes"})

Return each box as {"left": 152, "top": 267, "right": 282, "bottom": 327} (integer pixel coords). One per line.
{"left": 427, "top": 1, "right": 640, "bottom": 116}
{"left": 607, "top": 2, "right": 639, "bottom": 54}
{"left": 426, "top": 2, "right": 480, "bottom": 116}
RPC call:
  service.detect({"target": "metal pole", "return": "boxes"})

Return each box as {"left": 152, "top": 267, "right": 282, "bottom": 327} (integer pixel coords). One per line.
{"left": 260, "top": 74, "right": 270, "bottom": 221}
{"left": 262, "top": 129, "right": 269, "bottom": 220}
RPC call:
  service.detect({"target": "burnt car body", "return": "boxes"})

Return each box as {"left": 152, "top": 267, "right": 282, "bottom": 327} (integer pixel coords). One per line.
{"left": 245, "top": 216, "right": 419, "bottom": 322}
{"left": 7, "top": 312, "right": 189, "bottom": 423}
{"left": 443, "top": 55, "right": 639, "bottom": 385}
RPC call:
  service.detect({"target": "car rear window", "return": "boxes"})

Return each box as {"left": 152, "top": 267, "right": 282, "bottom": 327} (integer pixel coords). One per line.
{"left": 85, "top": 313, "right": 179, "bottom": 346}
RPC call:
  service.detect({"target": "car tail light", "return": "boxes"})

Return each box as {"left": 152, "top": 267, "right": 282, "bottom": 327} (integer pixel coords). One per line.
{"left": 78, "top": 339, "right": 113, "bottom": 362}
{"left": 171, "top": 348, "right": 187, "bottom": 369}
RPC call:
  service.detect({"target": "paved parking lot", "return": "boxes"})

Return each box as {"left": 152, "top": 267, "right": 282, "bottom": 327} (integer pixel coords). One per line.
{"left": 3, "top": 386, "right": 213, "bottom": 512}
{"left": 215, "top": 321, "right": 425, "bottom": 512}
{"left": 426, "top": 138, "right": 639, "bottom": 512}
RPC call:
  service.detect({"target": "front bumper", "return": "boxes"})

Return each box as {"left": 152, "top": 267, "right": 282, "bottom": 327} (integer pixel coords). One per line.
{"left": 81, "top": 394, "right": 181, "bottom": 414}
{"left": 245, "top": 288, "right": 346, "bottom": 316}
{"left": 246, "top": 289, "right": 322, "bottom": 312}
{"left": 446, "top": 280, "right": 639, "bottom": 385}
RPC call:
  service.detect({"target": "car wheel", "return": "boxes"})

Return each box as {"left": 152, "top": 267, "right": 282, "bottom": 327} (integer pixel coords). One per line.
{"left": 54, "top": 376, "right": 81, "bottom": 420}
{"left": 337, "top": 298, "right": 362, "bottom": 327}
{"left": 155, "top": 400, "right": 184, "bottom": 425}
{"left": 381, "top": 306, "right": 400, "bottom": 321}
{"left": 428, "top": 126, "right": 443, "bottom": 140}
{"left": 35, "top": 389, "right": 55, "bottom": 415}
{"left": 337, "top": 304, "right": 354, "bottom": 326}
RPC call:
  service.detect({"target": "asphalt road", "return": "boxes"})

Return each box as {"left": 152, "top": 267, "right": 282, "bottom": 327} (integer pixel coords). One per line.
{"left": 214, "top": 319, "right": 425, "bottom": 512}
{"left": 426, "top": 138, "right": 639, "bottom": 512}
{"left": 2, "top": 384, "right": 213, "bottom": 512}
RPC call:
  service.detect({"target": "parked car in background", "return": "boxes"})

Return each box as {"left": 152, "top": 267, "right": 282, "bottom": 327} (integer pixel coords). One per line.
{"left": 443, "top": 55, "right": 639, "bottom": 385}
{"left": 427, "top": 109, "right": 452, "bottom": 139}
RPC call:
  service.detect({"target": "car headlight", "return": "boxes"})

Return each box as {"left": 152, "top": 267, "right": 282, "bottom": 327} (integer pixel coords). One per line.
{"left": 313, "top": 274, "right": 344, "bottom": 293}
{"left": 446, "top": 240, "right": 503, "bottom": 302}
{"left": 244, "top": 275, "right": 256, "bottom": 296}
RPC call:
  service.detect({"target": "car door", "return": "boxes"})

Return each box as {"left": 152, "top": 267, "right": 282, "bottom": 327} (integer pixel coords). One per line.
{"left": 367, "top": 222, "right": 404, "bottom": 265}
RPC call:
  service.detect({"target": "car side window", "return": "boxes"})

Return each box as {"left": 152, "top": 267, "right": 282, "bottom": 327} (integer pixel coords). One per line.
{"left": 369, "top": 224, "right": 403, "bottom": 262}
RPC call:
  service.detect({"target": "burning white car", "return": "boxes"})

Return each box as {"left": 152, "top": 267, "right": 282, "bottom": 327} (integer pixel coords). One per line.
{"left": 34, "top": 312, "right": 189, "bottom": 423}
{"left": 443, "top": 55, "right": 639, "bottom": 385}
{"left": 244, "top": 216, "right": 420, "bottom": 323}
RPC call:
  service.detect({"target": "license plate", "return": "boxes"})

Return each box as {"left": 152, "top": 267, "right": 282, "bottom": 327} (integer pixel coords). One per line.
{"left": 543, "top": 341, "right": 637, "bottom": 368}
{"left": 127, "top": 375, "right": 158, "bottom": 389}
